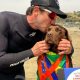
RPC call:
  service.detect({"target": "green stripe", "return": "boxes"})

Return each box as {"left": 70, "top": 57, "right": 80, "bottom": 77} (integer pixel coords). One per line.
{"left": 46, "top": 51, "right": 59, "bottom": 62}
{"left": 59, "top": 55, "right": 66, "bottom": 67}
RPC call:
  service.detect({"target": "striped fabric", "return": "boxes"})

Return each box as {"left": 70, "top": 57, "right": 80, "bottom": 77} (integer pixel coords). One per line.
{"left": 37, "top": 51, "right": 69, "bottom": 80}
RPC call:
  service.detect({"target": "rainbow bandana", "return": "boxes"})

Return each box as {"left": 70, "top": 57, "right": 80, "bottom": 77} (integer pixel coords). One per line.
{"left": 37, "top": 51, "right": 69, "bottom": 80}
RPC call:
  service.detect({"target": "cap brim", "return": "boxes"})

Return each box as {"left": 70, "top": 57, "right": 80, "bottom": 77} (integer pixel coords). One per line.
{"left": 47, "top": 7, "right": 67, "bottom": 19}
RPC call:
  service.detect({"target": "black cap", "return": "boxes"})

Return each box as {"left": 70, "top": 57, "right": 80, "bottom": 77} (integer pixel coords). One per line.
{"left": 31, "top": 0, "right": 67, "bottom": 18}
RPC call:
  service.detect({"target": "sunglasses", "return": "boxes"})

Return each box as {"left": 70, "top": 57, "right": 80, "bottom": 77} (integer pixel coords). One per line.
{"left": 44, "top": 9, "right": 56, "bottom": 20}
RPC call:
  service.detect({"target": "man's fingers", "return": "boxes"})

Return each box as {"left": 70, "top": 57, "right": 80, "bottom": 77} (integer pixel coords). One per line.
{"left": 58, "top": 51, "right": 66, "bottom": 55}
{"left": 58, "top": 39, "right": 72, "bottom": 55}
{"left": 37, "top": 40, "right": 46, "bottom": 44}
{"left": 37, "top": 40, "right": 50, "bottom": 48}
{"left": 31, "top": 40, "right": 50, "bottom": 56}
{"left": 58, "top": 46, "right": 71, "bottom": 50}
{"left": 59, "top": 39, "right": 70, "bottom": 44}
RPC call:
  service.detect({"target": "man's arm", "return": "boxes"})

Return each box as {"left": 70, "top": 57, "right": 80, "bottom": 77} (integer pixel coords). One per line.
{"left": 0, "top": 32, "right": 34, "bottom": 69}
{"left": 0, "top": 33, "right": 49, "bottom": 69}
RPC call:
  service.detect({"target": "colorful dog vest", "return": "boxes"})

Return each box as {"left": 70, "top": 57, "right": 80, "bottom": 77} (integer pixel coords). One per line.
{"left": 37, "top": 51, "right": 69, "bottom": 80}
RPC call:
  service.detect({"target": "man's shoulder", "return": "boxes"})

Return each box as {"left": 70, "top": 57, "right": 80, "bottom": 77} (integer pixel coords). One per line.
{"left": 0, "top": 11, "right": 25, "bottom": 27}
{"left": 0, "top": 11, "right": 23, "bottom": 18}
{"left": 0, "top": 11, "right": 25, "bottom": 33}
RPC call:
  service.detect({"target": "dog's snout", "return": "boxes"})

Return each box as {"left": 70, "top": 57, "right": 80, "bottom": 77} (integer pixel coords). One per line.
{"left": 47, "top": 33, "right": 52, "bottom": 36}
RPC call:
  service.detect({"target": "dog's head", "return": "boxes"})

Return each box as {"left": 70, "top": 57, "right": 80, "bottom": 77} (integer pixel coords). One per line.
{"left": 45, "top": 24, "right": 70, "bottom": 53}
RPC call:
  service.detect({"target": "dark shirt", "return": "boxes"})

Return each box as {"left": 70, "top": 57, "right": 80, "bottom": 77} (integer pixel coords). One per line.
{"left": 0, "top": 11, "right": 45, "bottom": 74}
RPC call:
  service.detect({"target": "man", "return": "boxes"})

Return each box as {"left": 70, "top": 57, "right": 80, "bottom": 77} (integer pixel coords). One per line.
{"left": 0, "top": 0, "right": 73, "bottom": 80}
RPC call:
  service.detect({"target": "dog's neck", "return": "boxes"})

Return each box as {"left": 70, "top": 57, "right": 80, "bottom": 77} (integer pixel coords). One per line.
{"left": 49, "top": 44, "right": 58, "bottom": 53}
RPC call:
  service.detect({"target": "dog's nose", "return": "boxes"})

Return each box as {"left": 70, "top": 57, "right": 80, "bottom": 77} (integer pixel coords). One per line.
{"left": 47, "top": 33, "right": 52, "bottom": 36}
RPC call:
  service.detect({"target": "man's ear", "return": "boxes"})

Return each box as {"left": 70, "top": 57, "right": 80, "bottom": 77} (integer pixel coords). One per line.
{"left": 32, "top": 6, "right": 40, "bottom": 16}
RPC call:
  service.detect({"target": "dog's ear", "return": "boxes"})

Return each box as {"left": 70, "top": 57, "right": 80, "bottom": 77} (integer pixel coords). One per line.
{"left": 63, "top": 28, "right": 72, "bottom": 43}
{"left": 64, "top": 29, "right": 70, "bottom": 40}
{"left": 57, "top": 28, "right": 66, "bottom": 41}
{"left": 58, "top": 26, "right": 71, "bottom": 42}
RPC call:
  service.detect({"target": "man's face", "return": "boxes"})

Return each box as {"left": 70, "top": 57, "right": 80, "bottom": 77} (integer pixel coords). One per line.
{"left": 35, "top": 9, "right": 56, "bottom": 33}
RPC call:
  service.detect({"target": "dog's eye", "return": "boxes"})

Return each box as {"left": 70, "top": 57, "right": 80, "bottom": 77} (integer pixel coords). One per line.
{"left": 48, "top": 27, "right": 51, "bottom": 31}
{"left": 59, "top": 31, "right": 62, "bottom": 34}
{"left": 55, "top": 27, "right": 59, "bottom": 32}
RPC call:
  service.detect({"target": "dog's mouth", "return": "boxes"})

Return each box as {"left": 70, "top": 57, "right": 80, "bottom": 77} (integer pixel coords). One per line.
{"left": 45, "top": 36, "right": 59, "bottom": 45}
{"left": 45, "top": 39, "right": 53, "bottom": 44}
{"left": 45, "top": 37, "right": 53, "bottom": 44}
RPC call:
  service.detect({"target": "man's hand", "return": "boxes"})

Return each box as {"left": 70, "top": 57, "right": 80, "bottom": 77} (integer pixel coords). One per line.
{"left": 58, "top": 39, "right": 72, "bottom": 55}
{"left": 31, "top": 40, "right": 49, "bottom": 56}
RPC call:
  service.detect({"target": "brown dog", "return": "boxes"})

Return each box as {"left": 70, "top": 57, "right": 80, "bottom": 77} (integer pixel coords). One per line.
{"left": 45, "top": 24, "right": 71, "bottom": 53}
{"left": 37, "top": 24, "right": 72, "bottom": 80}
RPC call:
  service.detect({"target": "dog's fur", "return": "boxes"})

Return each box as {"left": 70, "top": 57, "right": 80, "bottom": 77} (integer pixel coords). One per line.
{"left": 45, "top": 24, "right": 71, "bottom": 53}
